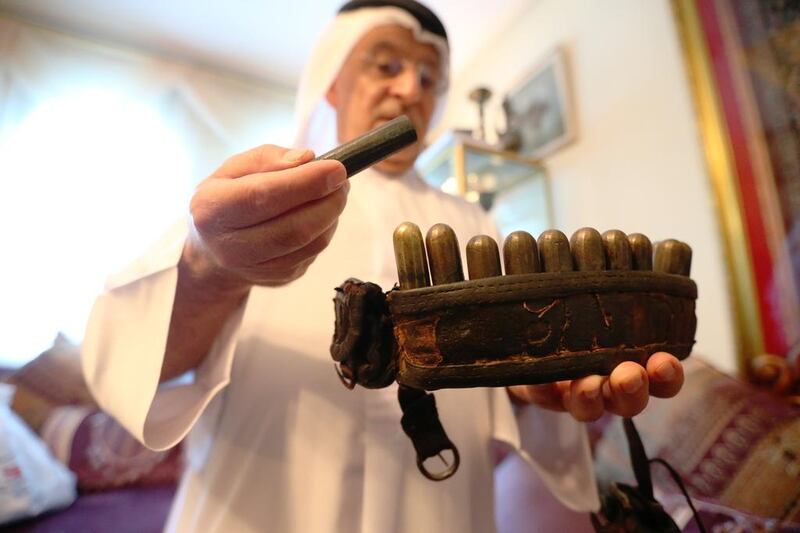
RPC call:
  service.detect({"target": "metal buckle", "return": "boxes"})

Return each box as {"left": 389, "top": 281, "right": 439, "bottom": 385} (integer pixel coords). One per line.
{"left": 416, "top": 446, "right": 460, "bottom": 481}
{"left": 334, "top": 362, "right": 356, "bottom": 390}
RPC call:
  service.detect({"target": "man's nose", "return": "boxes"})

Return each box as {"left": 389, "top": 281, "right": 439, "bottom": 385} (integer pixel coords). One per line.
{"left": 389, "top": 66, "right": 422, "bottom": 103}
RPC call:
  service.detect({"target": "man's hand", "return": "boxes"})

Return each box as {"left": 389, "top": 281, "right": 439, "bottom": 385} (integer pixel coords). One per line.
{"left": 186, "top": 144, "right": 349, "bottom": 291}
{"left": 160, "top": 145, "right": 348, "bottom": 382}
{"left": 507, "top": 352, "right": 684, "bottom": 420}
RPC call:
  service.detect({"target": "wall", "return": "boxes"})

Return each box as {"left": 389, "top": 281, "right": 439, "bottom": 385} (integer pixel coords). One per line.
{"left": 441, "top": 0, "right": 738, "bottom": 372}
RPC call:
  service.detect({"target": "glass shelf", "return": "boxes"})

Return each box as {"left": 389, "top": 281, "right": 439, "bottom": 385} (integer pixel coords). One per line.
{"left": 416, "top": 130, "right": 552, "bottom": 239}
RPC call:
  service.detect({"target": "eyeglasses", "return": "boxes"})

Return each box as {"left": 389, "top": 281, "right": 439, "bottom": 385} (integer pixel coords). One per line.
{"left": 360, "top": 52, "right": 445, "bottom": 95}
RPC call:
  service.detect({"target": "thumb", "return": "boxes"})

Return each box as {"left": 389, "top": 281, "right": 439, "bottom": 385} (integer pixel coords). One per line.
{"left": 214, "top": 144, "right": 315, "bottom": 179}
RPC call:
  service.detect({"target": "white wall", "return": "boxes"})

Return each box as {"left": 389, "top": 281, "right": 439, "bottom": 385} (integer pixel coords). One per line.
{"left": 441, "top": 0, "right": 738, "bottom": 373}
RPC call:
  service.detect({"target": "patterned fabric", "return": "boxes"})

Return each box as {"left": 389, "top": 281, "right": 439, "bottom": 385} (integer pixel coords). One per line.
{"left": 594, "top": 358, "right": 800, "bottom": 529}
{"left": 41, "top": 406, "right": 183, "bottom": 491}
{"left": 0, "top": 334, "right": 184, "bottom": 492}
{"left": 653, "top": 369, "right": 800, "bottom": 523}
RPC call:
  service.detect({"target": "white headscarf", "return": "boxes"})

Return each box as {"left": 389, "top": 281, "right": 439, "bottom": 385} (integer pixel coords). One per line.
{"left": 293, "top": 6, "right": 450, "bottom": 155}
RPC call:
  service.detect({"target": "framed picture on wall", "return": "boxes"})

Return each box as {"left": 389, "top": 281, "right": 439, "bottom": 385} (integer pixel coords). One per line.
{"left": 501, "top": 47, "right": 576, "bottom": 159}
{"left": 673, "top": 0, "right": 800, "bottom": 379}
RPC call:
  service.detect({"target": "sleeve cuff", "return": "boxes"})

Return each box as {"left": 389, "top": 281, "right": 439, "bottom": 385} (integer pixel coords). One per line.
{"left": 142, "top": 302, "right": 246, "bottom": 450}
{"left": 491, "top": 387, "right": 601, "bottom": 512}
{"left": 83, "top": 218, "right": 247, "bottom": 452}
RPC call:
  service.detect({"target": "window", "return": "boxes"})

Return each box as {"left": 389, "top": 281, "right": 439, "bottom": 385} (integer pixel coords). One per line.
{"left": 0, "top": 89, "right": 193, "bottom": 365}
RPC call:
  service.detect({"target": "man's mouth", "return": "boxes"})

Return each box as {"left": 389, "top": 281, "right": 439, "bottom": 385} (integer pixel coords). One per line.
{"left": 375, "top": 115, "right": 419, "bottom": 139}
{"left": 375, "top": 116, "right": 399, "bottom": 126}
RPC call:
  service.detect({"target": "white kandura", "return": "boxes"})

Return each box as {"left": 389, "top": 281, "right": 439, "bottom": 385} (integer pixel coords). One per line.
{"left": 82, "top": 6, "right": 600, "bottom": 532}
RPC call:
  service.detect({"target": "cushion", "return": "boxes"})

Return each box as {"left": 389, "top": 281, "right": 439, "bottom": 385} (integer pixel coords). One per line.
{"left": 40, "top": 406, "right": 183, "bottom": 492}
{"left": 3, "top": 334, "right": 183, "bottom": 491}
{"left": 5, "top": 333, "right": 94, "bottom": 408}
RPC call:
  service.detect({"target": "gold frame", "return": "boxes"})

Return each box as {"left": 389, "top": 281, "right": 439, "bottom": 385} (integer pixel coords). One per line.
{"left": 671, "top": 0, "right": 765, "bottom": 369}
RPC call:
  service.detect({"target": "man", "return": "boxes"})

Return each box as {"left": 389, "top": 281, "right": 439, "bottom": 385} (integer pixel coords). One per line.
{"left": 83, "top": 1, "right": 685, "bottom": 531}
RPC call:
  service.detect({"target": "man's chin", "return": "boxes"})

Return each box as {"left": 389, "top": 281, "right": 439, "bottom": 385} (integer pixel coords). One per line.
{"left": 375, "top": 154, "right": 415, "bottom": 176}
{"left": 374, "top": 141, "right": 421, "bottom": 175}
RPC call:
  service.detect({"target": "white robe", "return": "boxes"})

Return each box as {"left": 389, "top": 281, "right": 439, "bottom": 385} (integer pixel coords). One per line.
{"left": 82, "top": 168, "right": 600, "bottom": 533}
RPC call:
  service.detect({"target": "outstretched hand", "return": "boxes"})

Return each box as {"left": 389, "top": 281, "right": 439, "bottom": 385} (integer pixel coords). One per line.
{"left": 507, "top": 352, "right": 684, "bottom": 420}
{"left": 186, "top": 144, "right": 349, "bottom": 290}
{"left": 159, "top": 145, "right": 349, "bottom": 381}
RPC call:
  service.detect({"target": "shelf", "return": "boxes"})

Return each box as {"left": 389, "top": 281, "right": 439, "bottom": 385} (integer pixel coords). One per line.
{"left": 416, "top": 130, "right": 552, "bottom": 238}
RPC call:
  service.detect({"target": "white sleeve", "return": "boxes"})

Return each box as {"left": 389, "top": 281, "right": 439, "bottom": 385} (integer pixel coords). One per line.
{"left": 491, "top": 388, "right": 601, "bottom": 512}
{"left": 81, "top": 219, "right": 245, "bottom": 451}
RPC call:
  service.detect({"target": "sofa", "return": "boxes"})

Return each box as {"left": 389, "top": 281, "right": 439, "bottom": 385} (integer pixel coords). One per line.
{"left": 1, "top": 335, "right": 181, "bottom": 532}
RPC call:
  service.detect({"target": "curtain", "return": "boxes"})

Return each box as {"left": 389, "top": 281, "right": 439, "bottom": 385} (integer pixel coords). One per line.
{"left": 0, "top": 16, "right": 296, "bottom": 365}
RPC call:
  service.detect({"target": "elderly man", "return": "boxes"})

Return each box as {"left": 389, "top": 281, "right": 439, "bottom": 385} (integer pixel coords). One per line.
{"left": 83, "top": 1, "right": 684, "bottom": 531}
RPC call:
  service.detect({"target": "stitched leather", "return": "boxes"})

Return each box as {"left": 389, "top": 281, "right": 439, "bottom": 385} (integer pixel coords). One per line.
{"left": 385, "top": 272, "right": 696, "bottom": 389}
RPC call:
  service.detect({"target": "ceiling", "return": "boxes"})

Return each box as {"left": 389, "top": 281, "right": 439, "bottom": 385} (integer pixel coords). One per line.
{"left": 0, "top": 0, "right": 532, "bottom": 88}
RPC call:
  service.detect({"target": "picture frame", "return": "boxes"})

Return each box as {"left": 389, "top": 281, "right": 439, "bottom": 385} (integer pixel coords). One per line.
{"left": 672, "top": 0, "right": 800, "bottom": 371}
{"left": 501, "top": 46, "right": 576, "bottom": 159}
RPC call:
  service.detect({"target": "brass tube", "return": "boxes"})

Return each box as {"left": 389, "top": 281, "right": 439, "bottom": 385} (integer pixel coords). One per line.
{"left": 538, "top": 230, "right": 573, "bottom": 273}
{"left": 426, "top": 224, "right": 464, "bottom": 285}
{"left": 628, "top": 233, "right": 653, "bottom": 271}
{"left": 654, "top": 239, "right": 692, "bottom": 276}
{"left": 466, "top": 235, "right": 502, "bottom": 279}
{"left": 570, "top": 228, "right": 605, "bottom": 271}
{"left": 503, "top": 231, "right": 540, "bottom": 275}
{"left": 394, "top": 222, "right": 430, "bottom": 289}
{"left": 315, "top": 116, "right": 417, "bottom": 178}
{"left": 602, "top": 230, "right": 632, "bottom": 270}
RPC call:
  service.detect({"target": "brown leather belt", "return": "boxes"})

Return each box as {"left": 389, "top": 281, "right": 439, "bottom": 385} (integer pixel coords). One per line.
{"left": 389, "top": 270, "right": 696, "bottom": 389}
{"left": 330, "top": 223, "right": 697, "bottom": 481}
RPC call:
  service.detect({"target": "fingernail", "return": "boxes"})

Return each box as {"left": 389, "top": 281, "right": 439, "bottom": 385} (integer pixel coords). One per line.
{"left": 621, "top": 372, "right": 644, "bottom": 394}
{"left": 655, "top": 362, "right": 676, "bottom": 381}
{"left": 341, "top": 180, "right": 351, "bottom": 194}
{"left": 582, "top": 387, "right": 600, "bottom": 400}
{"left": 327, "top": 165, "right": 348, "bottom": 191}
{"left": 284, "top": 148, "right": 311, "bottom": 162}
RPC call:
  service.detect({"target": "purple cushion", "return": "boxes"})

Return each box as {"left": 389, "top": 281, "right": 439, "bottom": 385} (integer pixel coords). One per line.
{"left": 41, "top": 407, "right": 184, "bottom": 491}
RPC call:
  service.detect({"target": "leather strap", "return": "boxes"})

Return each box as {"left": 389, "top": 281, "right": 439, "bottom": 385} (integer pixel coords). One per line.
{"left": 388, "top": 271, "right": 696, "bottom": 315}
{"left": 397, "top": 386, "right": 459, "bottom": 481}
{"left": 623, "top": 417, "right": 654, "bottom": 500}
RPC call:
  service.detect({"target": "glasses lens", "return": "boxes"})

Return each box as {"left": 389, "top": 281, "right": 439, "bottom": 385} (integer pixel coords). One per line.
{"left": 375, "top": 57, "right": 404, "bottom": 78}
{"left": 418, "top": 64, "right": 439, "bottom": 92}
{"left": 364, "top": 53, "right": 442, "bottom": 94}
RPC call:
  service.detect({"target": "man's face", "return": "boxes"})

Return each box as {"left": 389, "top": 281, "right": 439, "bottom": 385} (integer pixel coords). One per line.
{"left": 326, "top": 25, "right": 442, "bottom": 175}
